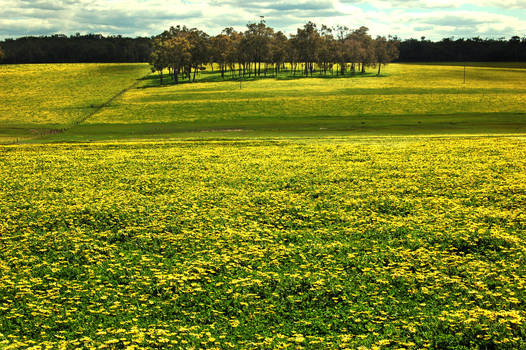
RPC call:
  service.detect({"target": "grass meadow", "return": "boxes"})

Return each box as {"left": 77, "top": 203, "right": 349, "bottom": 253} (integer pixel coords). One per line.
{"left": 0, "top": 63, "right": 150, "bottom": 143}
{"left": 0, "top": 62, "right": 524, "bottom": 142}
{"left": 0, "top": 62, "right": 525, "bottom": 349}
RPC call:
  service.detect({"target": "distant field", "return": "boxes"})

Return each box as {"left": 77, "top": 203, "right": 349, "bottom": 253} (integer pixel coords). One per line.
{"left": 0, "top": 62, "right": 525, "bottom": 142}
{"left": 415, "top": 62, "right": 526, "bottom": 69}
{"left": 0, "top": 63, "right": 150, "bottom": 142}
{"left": 1, "top": 136, "right": 525, "bottom": 348}
{"left": 52, "top": 62, "right": 526, "bottom": 141}
{"left": 92, "top": 64, "right": 526, "bottom": 125}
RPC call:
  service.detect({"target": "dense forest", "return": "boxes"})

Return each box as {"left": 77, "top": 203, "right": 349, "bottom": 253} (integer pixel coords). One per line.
{"left": 0, "top": 34, "right": 152, "bottom": 64}
{"left": 400, "top": 36, "right": 526, "bottom": 62}
{"left": 0, "top": 22, "right": 525, "bottom": 66}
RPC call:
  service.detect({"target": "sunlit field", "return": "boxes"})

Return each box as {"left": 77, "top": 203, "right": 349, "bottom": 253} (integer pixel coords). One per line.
{"left": 1, "top": 62, "right": 525, "bottom": 349}
{"left": 90, "top": 63, "right": 526, "bottom": 125}
{"left": 66, "top": 63, "right": 526, "bottom": 141}
{"left": 0, "top": 62, "right": 524, "bottom": 142}
{"left": 0, "top": 63, "right": 150, "bottom": 142}
{"left": 1, "top": 137, "right": 525, "bottom": 348}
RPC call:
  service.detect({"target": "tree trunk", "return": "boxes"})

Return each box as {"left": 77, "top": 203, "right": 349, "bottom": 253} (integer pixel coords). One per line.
{"left": 377, "top": 64, "right": 381, "bottom": 76}
{"left": 160, "top": 70, "right": 163, "bottom": 85}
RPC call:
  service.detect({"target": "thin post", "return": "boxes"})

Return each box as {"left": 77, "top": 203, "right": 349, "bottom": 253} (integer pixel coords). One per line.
{"left": 464, "top": 65, "right": 466, "bottom": 84}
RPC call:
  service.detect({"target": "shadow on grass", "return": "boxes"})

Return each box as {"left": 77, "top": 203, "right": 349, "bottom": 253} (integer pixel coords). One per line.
{"left": 138, "top": 69, "right": 383, "bottom": 89}
{"left": 34, "top": 112, "right": 526, "bottom": 143}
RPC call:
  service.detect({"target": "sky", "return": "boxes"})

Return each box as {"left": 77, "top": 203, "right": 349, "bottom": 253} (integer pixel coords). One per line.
{"left": 0, "top": 0, "right": 525, "bottom": 40}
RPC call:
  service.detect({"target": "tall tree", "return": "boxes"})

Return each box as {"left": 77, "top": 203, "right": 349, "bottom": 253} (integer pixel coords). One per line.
{"left": 271, "top": 31, "right": 288, "bottom": 76}
{"left": 150, "top": 37, "right": 169, "bottom": 84}
{"left": 334, "top": 25, "right": 350, "bottom": 75}
{"left": 186, "top": 29, "right": 210, "bottom": 82}
{"left": 149, "top": 27, "right": 193, "bottom": 85}
{"left": 244, "top": 19, "right": 273, "bottom": 76}
{"left": 374, "top": 36, "right": 400, "bottom": 76}
{"left": 343, "top": 38, "right": 362, "bottom": 75}
{"left": 350, "top": 26, "right": 375, "bottom": 73}
{"left": 295, "top": 22, "right": 321, "bottom": 76}
{"left": 222, "top": 28, "right": 243, "bottom": 77}
{"left": 211, "top": 34, "right": 230, "bottom": 79}
{"left": 0, "top": 45, "right": 5, "bottom": 62}
{"left": 318, "top": 25, "right": 334, "bottom": 75}
{"left": 166, "top": 36, "right": 192, "bottom": 84}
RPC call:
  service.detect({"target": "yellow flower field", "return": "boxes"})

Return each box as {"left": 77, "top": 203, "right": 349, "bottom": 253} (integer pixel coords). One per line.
{"left": 0, "top": 136, "right": 524, "bottom": 348}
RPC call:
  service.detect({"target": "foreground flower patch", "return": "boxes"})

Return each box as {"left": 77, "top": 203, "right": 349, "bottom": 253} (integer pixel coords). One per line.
{"left": 0, "top": 137, "right": 525, "bottom": 348}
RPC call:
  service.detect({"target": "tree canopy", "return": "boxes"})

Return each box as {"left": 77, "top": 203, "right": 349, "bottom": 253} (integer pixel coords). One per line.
{"left": 149, "top": 21, "right": 400, "bottom": 84}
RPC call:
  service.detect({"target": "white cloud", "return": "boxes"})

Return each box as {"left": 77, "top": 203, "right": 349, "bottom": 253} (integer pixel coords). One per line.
{"left": 0, "top": 0, "right": 525, "bottom": 39}
{"left": 340, "top": 0, "right": 526, "bottom": 9}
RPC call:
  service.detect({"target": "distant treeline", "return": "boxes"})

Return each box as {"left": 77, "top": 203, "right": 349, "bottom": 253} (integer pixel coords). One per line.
{"left": 0, "top": 31, "right": 525, "bottom": 65}
{"left": 400, "top": 36, "right": 526, "bottom": 62}
{"left": 0, "top": 34, "right": 152, "bottom": 64}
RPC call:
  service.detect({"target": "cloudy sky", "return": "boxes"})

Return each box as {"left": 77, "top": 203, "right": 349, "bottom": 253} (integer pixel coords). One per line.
{"left": 1, "top": 0, "right": 525, "bottom": 40}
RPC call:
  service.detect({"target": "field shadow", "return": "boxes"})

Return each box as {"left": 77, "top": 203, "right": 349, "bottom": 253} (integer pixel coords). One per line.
{"left": 138, "top": 69, "right": 383, "bottom": 89}
{"left": 36, "top": 112, "right": 526, "bottom": 143}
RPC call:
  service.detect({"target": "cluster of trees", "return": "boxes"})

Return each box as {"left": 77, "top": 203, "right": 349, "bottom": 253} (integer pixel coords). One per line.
{"left": 0, "top": 34, "right": 151, "bottom": 64}
{"left": 400, "top": 36, "right": 526, "bottom": 62}
{"left": 150, "top": 21, "right": 400, "bottom": 84}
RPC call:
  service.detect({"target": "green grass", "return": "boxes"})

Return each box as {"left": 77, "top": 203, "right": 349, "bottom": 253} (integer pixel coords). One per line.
{"left": 28, "top": 62, "right": 525, "bottom": 142}
{"left": 0, "top": 63, "right": 150, "bottom": 143}
{"left": 1, "top": 62, "right": 526, "bottom": 142}
{"left": 413, "top": 62, "right": 526, "bottom": 69}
